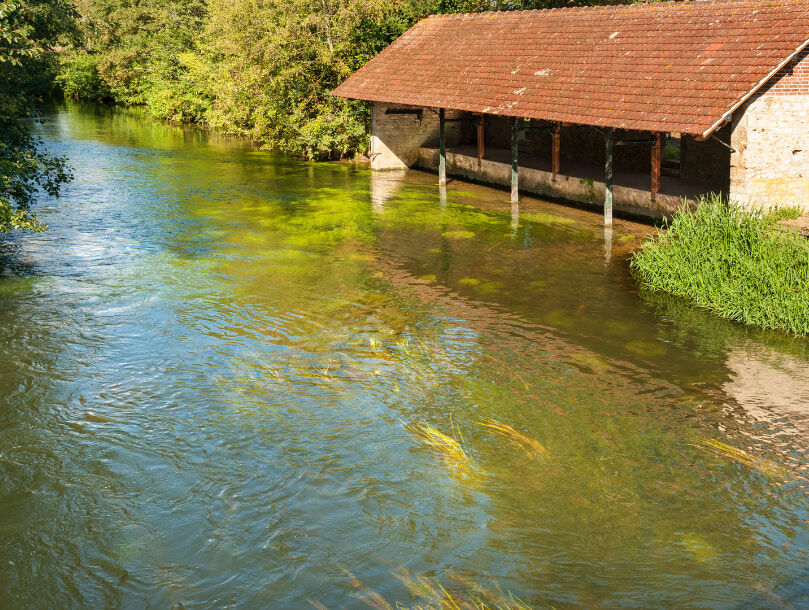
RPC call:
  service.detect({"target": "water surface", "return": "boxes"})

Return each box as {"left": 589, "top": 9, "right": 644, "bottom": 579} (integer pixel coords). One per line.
{"left": 2, "top": 102, "right": 809, "bottom": 608}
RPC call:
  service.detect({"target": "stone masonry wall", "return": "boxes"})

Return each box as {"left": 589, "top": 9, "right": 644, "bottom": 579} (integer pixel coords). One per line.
{"left": 729, "top": 47, "right": 809, "bottom": 210}
{"left": 369, "top": 103, "right": 469, "bottom": 170}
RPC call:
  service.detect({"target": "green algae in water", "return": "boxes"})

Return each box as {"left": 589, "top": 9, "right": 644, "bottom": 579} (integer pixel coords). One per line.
{"left": 544, "top": 309, "right": 576, "bottom": 328}
{"left": 475, "top": 280, "right": 503, "bottom": 295}
{"left": 458, "top": 278, "right": 480, "bottom": 286}
{"left": 442, "top": 230, "right": 476, "bottom": 240}
{"left": 679, "top": 533, "right": 721, "bottom": 565}
{"left": 0, "top": 276, "right": 53, "bottom": 295}
{"left": 625, "top": 340, "right": 668, "bottom": 358}
{"left": 520, "top": 211, "right": 577, "bottom": 226}
{"left": 527, "top": 279, "right": 548, "bottom": 292}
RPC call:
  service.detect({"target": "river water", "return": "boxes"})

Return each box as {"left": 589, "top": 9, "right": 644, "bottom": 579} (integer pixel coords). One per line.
{"left": 2, "top": 102, "right": 809, "bottom": 608}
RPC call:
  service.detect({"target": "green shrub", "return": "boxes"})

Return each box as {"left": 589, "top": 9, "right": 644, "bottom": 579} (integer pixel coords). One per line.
{"left": 56, "top": 53, "right": 111, "bottom": 100}
{"left": 631, "top": 194, "right": 809, "bottom": 336}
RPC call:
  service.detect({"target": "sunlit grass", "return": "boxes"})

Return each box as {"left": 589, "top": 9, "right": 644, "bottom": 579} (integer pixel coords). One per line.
{"left": 631, "top": 195, "right": 809, "bottom": 335}
{"left": 476, "top": 418, "right": 549, "bottom": 461}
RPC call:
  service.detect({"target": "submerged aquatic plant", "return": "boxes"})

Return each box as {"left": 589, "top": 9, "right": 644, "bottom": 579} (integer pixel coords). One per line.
{"left": 403, "top": 419, "right": 477, "bottom": 474}
{"left": 696, "top": 439, "right": 791, "bottom": 482}
{"left": 476, "top": 418, "right": 549, "bottom": 461}
{"left": 348, "top": 566, "right": 531, "bottom": 610}
{"left": 631, "top": 195, "right": 809, "bottom": 335}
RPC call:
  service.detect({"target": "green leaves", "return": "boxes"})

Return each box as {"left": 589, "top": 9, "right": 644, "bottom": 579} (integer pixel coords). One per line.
{"left": 0, "top": 0, "right": 75, "bottom": 232}
{"left": 56, "top": 0, "right": 633, "bottom": 160}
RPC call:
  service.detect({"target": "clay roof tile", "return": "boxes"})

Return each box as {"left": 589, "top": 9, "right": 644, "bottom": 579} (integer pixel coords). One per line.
{"left": 332, "top": 0, "right": 809, "bottom": 137}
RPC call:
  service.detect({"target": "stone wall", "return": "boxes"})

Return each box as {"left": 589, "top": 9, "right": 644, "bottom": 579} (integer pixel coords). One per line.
{"left": 418, "top": 147, "right": 686, "bottom": 219}
{"left": 369, "top": 103, "right": 470, "bottom": 170}
{"left": 729, "top": 48, "right": 809, "bottom": 210}
{"left": 681, "top": 125, "right": 731, "bottom": 191}
{"left": 730, "top": 93, "right": 809, "bottom": 210}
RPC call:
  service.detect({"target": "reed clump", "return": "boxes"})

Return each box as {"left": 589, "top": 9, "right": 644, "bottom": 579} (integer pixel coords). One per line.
{"left": 631, "top": 195, "right": 809, "bottom": 335}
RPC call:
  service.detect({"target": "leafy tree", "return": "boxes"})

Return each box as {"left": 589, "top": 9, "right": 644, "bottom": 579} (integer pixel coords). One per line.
{"left": 1, "top": 0, "right": 75, "bottom": 232}
{"left": 58, "top": 0, "right": 633, "bottom": 160}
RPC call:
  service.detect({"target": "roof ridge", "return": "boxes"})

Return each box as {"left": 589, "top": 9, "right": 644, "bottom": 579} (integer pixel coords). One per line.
{"left": 424, "top": 0, "right": 808, "bottom": 20}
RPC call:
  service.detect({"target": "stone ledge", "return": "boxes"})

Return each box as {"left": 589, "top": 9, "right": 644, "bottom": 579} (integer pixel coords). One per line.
{"left": 417, "top": 147, "right": 705, "bottom": 221}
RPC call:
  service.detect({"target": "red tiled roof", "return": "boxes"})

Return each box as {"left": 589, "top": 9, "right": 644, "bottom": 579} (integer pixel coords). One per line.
{"left": 332, "top": 0, "right": 809, "bottom": 137}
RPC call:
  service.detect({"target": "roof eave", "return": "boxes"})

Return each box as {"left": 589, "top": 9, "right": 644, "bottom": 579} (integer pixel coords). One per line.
{"left": 697, "top": 37, "right": 809, "bottom": 141}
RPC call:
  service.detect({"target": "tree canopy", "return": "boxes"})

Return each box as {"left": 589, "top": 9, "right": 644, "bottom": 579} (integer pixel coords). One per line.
{"left": 1, "top": 0, "right": 74, "bottom": 232}
{"left": 57, "top": 0, "right": 631, "bottom": 160}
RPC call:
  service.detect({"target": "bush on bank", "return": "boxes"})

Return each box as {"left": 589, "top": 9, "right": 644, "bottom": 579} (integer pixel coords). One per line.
{"left": 55, "top": 53, "right": 111, "bottom": 101}
{"left": 631, "top": 195, "right": 809, "bottom": 336}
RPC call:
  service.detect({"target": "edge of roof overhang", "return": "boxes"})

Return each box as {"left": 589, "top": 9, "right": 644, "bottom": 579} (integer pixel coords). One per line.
{"left": 697, "top": 36, "right": 809, "bottom": 141}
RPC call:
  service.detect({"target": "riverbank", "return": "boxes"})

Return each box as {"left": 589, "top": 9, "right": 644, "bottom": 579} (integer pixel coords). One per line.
{"left": 631, "top": 196, "right": 809, "bottom": 336}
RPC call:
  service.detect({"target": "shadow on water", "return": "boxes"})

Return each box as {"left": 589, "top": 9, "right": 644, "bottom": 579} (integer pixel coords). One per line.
{"left": 1, "top": 100, "right": 809, "bottom": 608}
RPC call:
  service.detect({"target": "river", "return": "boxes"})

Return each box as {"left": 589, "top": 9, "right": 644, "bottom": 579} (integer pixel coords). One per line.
{"left": 2, "top": 102, "right": 809, "bottom": 608}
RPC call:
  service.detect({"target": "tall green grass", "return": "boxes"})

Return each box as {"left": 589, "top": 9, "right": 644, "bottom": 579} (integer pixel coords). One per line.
{"left": 630, "top": 195, "right": 809, "bottom": 336}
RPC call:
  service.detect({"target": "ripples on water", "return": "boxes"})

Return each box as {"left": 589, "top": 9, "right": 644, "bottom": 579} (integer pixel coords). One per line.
{"left": 1, "top": 102, "right": 809, "bottom": 607}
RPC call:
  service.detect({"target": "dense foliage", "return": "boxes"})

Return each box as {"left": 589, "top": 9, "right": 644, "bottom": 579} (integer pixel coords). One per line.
{"left": 631, "top": 196, "right": 809, "bottom": 336}
{"left": 58, "top": 0, "right": 627, "bottom": 160}
{"left": 1, "top": 0, "right": 74, "bottom": 231}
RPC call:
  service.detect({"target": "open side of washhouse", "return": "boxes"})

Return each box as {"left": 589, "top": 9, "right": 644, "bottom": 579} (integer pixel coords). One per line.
{"left": 333, "top": 1, "right": 809, "bottom": 223}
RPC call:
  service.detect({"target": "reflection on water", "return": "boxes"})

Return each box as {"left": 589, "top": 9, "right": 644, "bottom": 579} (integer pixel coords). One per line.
{"left": 1, "top": 101, "right": 809, "bottom": 608}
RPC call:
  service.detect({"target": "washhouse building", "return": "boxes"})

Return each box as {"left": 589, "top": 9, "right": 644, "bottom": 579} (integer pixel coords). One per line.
{"left": 332, "top": 0, "right": 809, "bottom": 221}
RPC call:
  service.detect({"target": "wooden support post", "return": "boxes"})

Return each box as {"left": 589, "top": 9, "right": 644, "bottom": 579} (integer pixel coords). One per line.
{"left": 439, "top": 108, "right": 446, "bottom": 186}
{"left": 651, "top": 131, "right": 662, "bottom": 202}
{"left": 511, "top": 117, "right": 519, "bottom": 203}
{"left": 604, "top": 128, "right": 614, "bottom": 226}
{"left": 552, "top": 122, "right": 561, "bottom": 181}
{"left": 476, "top": 113, "right": 484, "bottom": 167}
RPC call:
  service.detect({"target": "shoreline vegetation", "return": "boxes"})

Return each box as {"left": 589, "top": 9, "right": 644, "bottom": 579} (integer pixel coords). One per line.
{"left": 0, "top": 0, "right": 74, "bottom": 232}
{"left": 631, "top": 195, "right": 809, "bottom": 337}
{"left": 53, "top": 0, "right": 613, "bottom": 162}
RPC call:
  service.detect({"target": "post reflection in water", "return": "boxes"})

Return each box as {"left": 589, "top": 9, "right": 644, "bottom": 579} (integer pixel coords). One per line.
{"left": 1, "top": 102, "right": 809, "bottom": 609}
{"left": 604, "top": 224, "right": 613, "bottom": 266}
{"left": 370, "top": 168, "right": 407, "bottom": 214}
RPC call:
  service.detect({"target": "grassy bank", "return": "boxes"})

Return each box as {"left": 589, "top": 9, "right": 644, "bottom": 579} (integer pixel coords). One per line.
{"left": 630, "top": 195, "right": 809, "bottom": 336}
